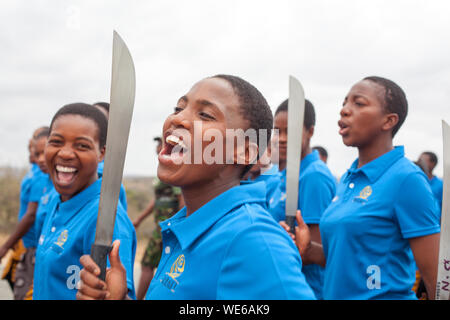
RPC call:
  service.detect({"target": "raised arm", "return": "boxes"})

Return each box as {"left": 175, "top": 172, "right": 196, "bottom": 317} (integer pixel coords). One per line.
{"left": 133, "top": 198, "right": 155, "bottom": 229}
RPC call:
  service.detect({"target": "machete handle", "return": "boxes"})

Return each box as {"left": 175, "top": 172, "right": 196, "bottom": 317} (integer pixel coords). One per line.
{"left": 286, "top": 215, "right": 296, "bottom": 235}
{"left": 91, "top": 243, "right": 112, "bottom": 281}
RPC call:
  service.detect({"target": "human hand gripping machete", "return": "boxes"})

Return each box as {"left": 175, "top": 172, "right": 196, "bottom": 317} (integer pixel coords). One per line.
{"left": 285, "top": 76, "right": 306, "bottom": 233}
{"left": 436, "top": 120, "right": 450, "bottom": 300}
{"left": 91, "top": 31, "right": 136, "bottom": 281}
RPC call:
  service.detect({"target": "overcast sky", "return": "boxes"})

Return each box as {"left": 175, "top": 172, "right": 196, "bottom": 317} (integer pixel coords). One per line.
{"left": 1, "top": 0, "right": 449, "bottom": 178}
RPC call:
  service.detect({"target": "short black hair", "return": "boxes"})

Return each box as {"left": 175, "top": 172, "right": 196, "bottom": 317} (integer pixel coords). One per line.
{"left": 33, "top": 126, "right": 50, "bottom": 139}
{"left": 211, "top": 74, "right": 273, "bottom": 151}
{"left": 34, "top": 127, "right": 50, "bottom": 140}
{"left": 211, "top": 74, "right": 273, "bottom": 175}
{"left": 363, "top": 76, "right": 408, "bottom": 137}
{"left": 49, "top": 103, "right": 108, "bottom": 149}
{"left": 312, "top": 146, "right": 328, "bottom": 158}
{"left": 275, "top": 98, "right": 316, "bottom": 129}
{"left": 422, "top": 151, "right": 438, "bottom": 166}
{"left": 93, "top": 102, "right": 110, "bottom": 114}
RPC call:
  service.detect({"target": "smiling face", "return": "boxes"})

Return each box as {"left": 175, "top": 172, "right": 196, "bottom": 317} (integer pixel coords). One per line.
{"left": 338, "top": 79, "right": 398, "bottom": 148}
{"left": 34, "top": 136, "right": 48, "bottom": 174}
{"left": 273, "top": 111, "right": 288, "bottom": 166}
{"left": 273, "top": 110, "right": 314, "bottom": 170}
{"left": 45, "top": 114, "right": 105, "bottom": 201}
{"left": 157, "top": 77, "right": 250, "bottom": 188}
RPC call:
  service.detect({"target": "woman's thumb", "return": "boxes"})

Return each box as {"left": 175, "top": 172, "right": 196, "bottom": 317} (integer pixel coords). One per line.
{"left": 109, "top": 240, "right": 122, "bottom": 268}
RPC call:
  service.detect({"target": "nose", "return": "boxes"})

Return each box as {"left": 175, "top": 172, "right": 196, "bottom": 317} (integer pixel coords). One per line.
{"left": 57, "top": 145, "right": 76, "bottom": 160}
{"left": 278, "top": 130, "right": 287, "bottom": 144}
{"left": 170, "top": 108, "right": 192, "bottom": 131}
{"left": 37, "top": 152, "right": 46, "bottom": 164}
{"left": 340, "top": 102, "right": 352, "bottom": 118}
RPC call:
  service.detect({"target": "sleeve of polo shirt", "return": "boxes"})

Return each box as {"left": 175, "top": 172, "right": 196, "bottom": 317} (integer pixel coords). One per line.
{"left": 28, "top": 176, "right": 46, "bottom": 203}
{"left": 216, "top": 223, "right": 315, "bottom": 300}
{"left": 119, "top": 185, "right": 128, "bottom": 212}
{"left": 299, "top": 172, "right": 335, "bottom": 225}
{"left": 394, "top": 172, "right": 441, "bottom": 239}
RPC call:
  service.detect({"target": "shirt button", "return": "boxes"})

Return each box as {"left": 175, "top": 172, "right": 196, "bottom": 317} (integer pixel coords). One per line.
{"left": 167, "top": 222, "right": 171, "bottom": 226}
{"left": 349, "top": 183, "right": 355, "bottom": 189}
{"left": 165, "top": 246, "right": 171, "bottom": 254}
{"left": 51, "top": 227, "right": 56, "bottom": 232}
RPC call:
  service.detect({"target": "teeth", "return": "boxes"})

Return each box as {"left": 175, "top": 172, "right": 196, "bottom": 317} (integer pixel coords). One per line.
{"left": 56, "top": 165, "right": 77, "bottom": 173}
{"left": 166, "top": 135, "right": 180, "bottom": 145}
{"left": 166, "top": 135, "right": 187, "bottom": 150}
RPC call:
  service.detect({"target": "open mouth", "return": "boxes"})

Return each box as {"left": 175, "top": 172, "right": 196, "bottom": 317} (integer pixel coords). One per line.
{"left": 54, "top": 164, "right": 78, "bottom": 187}
{"left": 338, "top": 120, "right": 350, "bottom": 136}
{"left": 159, "top": 134, "right": 189, "bottom": 165}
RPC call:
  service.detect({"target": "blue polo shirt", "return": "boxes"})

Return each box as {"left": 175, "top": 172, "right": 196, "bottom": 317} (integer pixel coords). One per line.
{"left": 18, "top": 164, "right": 41, "bottom": 220}
{"left": 268, "top": 150, "right": 336, "bottom": 300}
{"left": 319, "top": 146, "right": 440, "bottom": 299}
{"left": 145, "top": 181, "right": 316, "bottom": 300}
{"left": 21, "top": 173, "right": 54, "bottom": 248}
{"left": 33, "top": 178, "right": 136, "bottom": 300}
{"left": 97, "top": 161, "right": 128, "bottom": 212}
{"left": 429, "top": 176, "right": 443, "bottom": 220}
{"left": 246, "top": 164, "right": 281, "bottom": 211}
{"left": 34, "top": 186, "right": 58, "bottom": 247}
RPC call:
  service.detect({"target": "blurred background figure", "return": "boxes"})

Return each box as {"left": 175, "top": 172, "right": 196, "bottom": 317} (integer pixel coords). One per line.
{"left": 312, "top": 146, "right": 328, "bottom": 164}
{"left": 133, "top": 136, "right": 184, "bottom": 300}
{"left": 418, "top": 151, "right": 443, "bottom": 220}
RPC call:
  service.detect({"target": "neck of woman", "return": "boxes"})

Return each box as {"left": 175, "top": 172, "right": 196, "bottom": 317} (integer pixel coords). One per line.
{"left": 181, "top": 174, "right": 241, "bottom": 217}
{"left": 357, "top": 136, "right": 394, "bottom": 168}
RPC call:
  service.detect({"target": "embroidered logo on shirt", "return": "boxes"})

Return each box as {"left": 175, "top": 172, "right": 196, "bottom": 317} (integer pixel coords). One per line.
{"left": 54, "top": 229, "right": 68, "bottom": 248}
{"left": 168, "top": 254, "right": 185, "bottom": 281}
{"left": 354, "top": 185, "right": 372, "bottom": 204}
{"left": 358, "top": 186, "right": 372, "bottom": 199}
{"left": 41, "top": 194, "right": 49, "bottom": 205}
{"left": 161, "top": 254, "right": 185, "bottom": 292}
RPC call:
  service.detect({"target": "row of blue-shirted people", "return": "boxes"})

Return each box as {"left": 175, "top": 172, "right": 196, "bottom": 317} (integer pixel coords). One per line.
{"left": 0, "top": 74, "right": 444, "bottom": 300}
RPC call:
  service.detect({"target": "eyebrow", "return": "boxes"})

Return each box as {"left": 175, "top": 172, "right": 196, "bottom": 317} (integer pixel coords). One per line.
{"left": 353, "top": 94, "right": 367, "bottom": 99}
{"left": 178, "top": 95, "right": 220, "bottom": 109}
{"left": 49, "top": 133, "right": 95, "bottom": 144}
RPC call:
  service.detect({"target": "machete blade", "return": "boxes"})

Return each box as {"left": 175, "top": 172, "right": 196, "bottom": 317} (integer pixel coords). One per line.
{"left": 91, "top": 31, "right": 136, "bottom": 280}
{"left": 285, "top": 75, "right": 305, "bottom": 232}
{"left": 436, "top": 120, "right": 450, "bottom": 300}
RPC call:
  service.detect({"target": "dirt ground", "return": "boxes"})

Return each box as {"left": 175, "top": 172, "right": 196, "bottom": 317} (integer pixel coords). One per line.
{"left": 0, "top": 233, "right": 147, "bottom": 300}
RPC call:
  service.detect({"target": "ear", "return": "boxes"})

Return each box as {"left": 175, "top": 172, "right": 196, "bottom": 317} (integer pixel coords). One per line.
{"left": 98, "top": 145, "right": 106, "bottom": 163}
{"left": 305, "top": 125, "right": 314, "bottom": 139}
{"left": 235, "top": 140, "right": 259, "bottom": 166}
{"left": 382, "top": 113, "right": 399, "bottom": 133}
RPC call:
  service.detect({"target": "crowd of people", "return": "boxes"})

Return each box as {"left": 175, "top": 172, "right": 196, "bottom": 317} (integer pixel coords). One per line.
{"left": 0, "top": 74, "right": 444, "bottom": 300}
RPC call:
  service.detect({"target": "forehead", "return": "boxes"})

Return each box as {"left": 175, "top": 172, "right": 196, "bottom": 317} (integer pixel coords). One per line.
{"left": 274, "top": 111, "right": 288, "bottom": 126}
{"left": 51, "top": 114, "right": 99, "bottom": 140}
{"left": 185, "top": 78, "right": 242, "bottom": 118}
{"left": 348, "top": 80, "right": 385, "bottom": 104}
{"left": 419, "top": 153, "right": 431, "bottom": 161}
{"left": 34, "top": 136, "right": 47, "bottom": 146}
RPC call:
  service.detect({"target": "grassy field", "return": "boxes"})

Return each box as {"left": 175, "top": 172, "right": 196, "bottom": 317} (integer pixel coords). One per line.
{"left": 0, "top": 166, "right": 157, "bottom": 264}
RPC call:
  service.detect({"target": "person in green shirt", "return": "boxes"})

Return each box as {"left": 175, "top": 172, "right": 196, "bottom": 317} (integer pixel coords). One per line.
{"left": 133, "top": 137, "right": 184, "bottom": 300}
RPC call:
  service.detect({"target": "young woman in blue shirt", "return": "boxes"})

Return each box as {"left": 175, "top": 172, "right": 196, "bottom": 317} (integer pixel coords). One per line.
{"left": 284, "top": 76, "right": 440, "bottom": 299}
{"left": 32, "top": 103, "right": 136, "bottom": 300}
{"left": 76, "top": 75, "right": 316, "bottom": 300}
